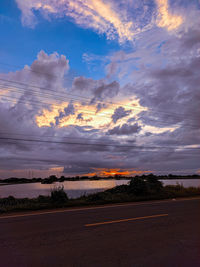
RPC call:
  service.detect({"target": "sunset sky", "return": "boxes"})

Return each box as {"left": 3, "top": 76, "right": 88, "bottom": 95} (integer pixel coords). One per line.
{"left": 0, "top": 0, "right": 200, "bottom": 178}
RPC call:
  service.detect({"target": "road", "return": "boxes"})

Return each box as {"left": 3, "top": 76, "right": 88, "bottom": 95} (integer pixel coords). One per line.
{"left": 0, "top": 198, "right": 200, "bottom": 267}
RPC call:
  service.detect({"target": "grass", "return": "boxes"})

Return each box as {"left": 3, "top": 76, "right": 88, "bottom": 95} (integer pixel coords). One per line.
{"left": 0, "top": 178, "right": 200, "bottom": 213}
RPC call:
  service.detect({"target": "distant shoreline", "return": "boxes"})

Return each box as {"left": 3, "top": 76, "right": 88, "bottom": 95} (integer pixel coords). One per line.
{"left": 1, "top": 175, "right": 200, "bottom": 186}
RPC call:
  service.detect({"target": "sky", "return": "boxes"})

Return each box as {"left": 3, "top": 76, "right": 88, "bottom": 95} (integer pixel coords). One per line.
{"left": 0, "top": 0, "right": 200, "bottom": 178}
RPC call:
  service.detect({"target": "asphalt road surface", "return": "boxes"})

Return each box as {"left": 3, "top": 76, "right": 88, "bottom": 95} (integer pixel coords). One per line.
{"left": 0, "top": 197, "right": 200, "bottom": 267}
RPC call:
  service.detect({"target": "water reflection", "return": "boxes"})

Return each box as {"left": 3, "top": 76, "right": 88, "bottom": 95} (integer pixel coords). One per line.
{"left": 0, "top": 179, "right": 128, "bottom": 198}
{"left": 0, "top": 179, "right": 200, "bottom": 199}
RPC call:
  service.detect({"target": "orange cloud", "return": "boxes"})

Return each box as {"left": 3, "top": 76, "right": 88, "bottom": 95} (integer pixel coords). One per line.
{"left": 156, "top": 0, "right": 183, "bottom": 31}
{"left": 49, "top": 167, "right": 64, "bottom": 173}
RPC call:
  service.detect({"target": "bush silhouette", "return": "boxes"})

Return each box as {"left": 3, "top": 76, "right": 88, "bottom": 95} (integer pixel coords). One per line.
{"left": 129, "top": 177, "right": 148, "bottom": 195}
{"left": 129, "top": 176, "right": 163, "bottom": 195}
{"left": 146, "top": 174, "right": 163, "bottom": 193}
{"left": 50, "top": 185, "right": 68, "bottom": 202}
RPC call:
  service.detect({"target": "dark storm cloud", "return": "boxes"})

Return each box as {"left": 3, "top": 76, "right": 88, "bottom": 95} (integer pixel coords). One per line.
{"left": 107, "top": 123, "right": 141, "bottom": 135}
{"left": 55, "top": 102, "right": 75, "bottom": 125}
{"left": 150, "top": 127, "right": 200, "bottom": 147}
{"left": 181, "top": 29, "right": 200, "bottom": 49}
{"left": 93, "top": 81, "right": 119, "bottom": 100}
{"left": 72, "top": 125, "right": 99, "bottom": 134}
{"left": 72, "top": 76, "right": 120, "bottom": 101}
{"left": 96, "top": 103, "right": 107, "bottom": 113}
{"left": 0, "top": 101, "right": 42, "bottom": 152}
{"left": 111, "top": 106, "right": 132, "bottom": 123}
{"left": 76, "top": 112, "right": 84, "bottom": 121}
{"left": 135, "top": 55, "right": 200, "bottom": 129}
{"left": 72, "top": 76, "right": 94, "bottom": 91}
{"left": 127, "top": 117, "right": 136, "bottom": 123}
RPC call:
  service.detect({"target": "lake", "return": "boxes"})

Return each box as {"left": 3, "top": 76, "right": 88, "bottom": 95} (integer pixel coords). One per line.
{"left": 0, "top": 179, "right": 200, "bottom": 199}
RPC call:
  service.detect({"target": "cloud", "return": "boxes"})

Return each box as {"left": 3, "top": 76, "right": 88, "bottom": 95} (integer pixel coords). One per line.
{"left": 112, "top": 106, "right": 132, "bottom": 123}
{"left": 0, "top": 50, "right": 136, "bottom": 177}
{"left": 55, "top": 102, "right": 75, "bottom": 125}
{"left": 15, "top": 0, "right": 193, "bottom": 45}
{"left": 15, "top": 0, "right": 189, "bottom": 43}
{"left": 76, "top": 113, "right": 84, "bottom": 121}
{"left": 93, "top": 81, "right": 120, "bottom": 100}
{"left": 155, "top": 0, "right": 183, "bottom": 31}
{"left": 0, "top": 50, "right": 71, "bottom": 154}
{"left": 30, "top": 50, "right": 69, "bottom": 82}
{"left": 72, "top": 76, "right": 120, "bottom": 101}
{"left": 96, "top": 103, "right": 107, "bottom": 113}
{"left": 127, "top": 117, "right": 136, "bottom": 123}
{"left": 135, "top": 55, "right": 200, "bottom": 129}
{"left": 181, "top": 29, "right": 200, "bottom": 49}
{"left": 0, "top": 50, "right": 69, "bottom": 97}
{"left": 1, "top": 2, "right": 200, "bottom": 178}
{"left": 107, "top": 123, "right": 141, "bottom": 135}
{"left": 15, "top": 0, "right": 137, "bottom": 43}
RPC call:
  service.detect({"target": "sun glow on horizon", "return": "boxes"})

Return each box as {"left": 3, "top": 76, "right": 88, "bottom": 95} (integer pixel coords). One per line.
{"left": 90, "top": 168, "right": 151, "bottom": 177}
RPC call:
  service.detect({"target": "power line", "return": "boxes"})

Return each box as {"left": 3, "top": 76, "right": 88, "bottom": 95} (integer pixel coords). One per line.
{"left": 0, "top": 82, "right": 108, "bottom": 113}
{"left": 1, "top": 78, "right": 200, "bottom": 129}
{"left": 1, "top": 93, "right": 199, "bottom": 129}
{"left": 0, "top": 131, "right": 200, "bottom": 149}
{"left": 0, "top": 136, "right": 200, "bottom": 151}
{"left": 0, "top": 131, "right": 138, "bottom": 146}
{"left": 0, "top": 153, "right": 199, "bottom": 168}
{"left": 0, "top": 77, "right": 198, "bottom": 121}
{"left": 0, "top": 83, "right": 122, "bottom": 118}
{"left": 2, "top": 82, "right": 198, "bottom": 124}
{"left": 0, "top": 61, "right": 198, "bottom": 121}
{"left": 1, "top": 82, "right": 199, "bottom": 128}
{"left": 0, "top": 94, "right": 113, "bottom": 119}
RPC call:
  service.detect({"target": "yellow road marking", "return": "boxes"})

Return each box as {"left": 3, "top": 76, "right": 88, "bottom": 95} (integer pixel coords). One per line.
{"left": 85, "top": 213, "right": 168, "bottom": 227}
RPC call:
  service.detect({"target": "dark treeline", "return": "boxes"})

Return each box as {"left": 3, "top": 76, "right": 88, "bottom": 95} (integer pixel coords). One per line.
{"left": 0, "top": 173, "right": 200, "bottom": 185}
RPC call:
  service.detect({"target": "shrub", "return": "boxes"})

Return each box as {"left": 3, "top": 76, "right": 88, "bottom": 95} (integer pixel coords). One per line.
{"left": 128, "top": 176, "right": 163, "bottom": 196}
{"left": 0, "top": 195, "right": 17, "bottom": 206}
{"left": 37, "top": 195, "right": 50, "bottom": 202}
{"left": 146, "top": 175, "right": 163, "bottom": 193}
{"left": 129, "top": 177, "right": 148, "bottom": 195}
{"left": 50, "top": 185, "right": 68, "bottom": 202}
{"left": 106, "top": 184, "right": 128, "bottom": 194}
{"left": 165, "top": 184, "right": 184, "bottom": 192}
{"left": 87, "top": 192, "right": 104, "bottom": 202}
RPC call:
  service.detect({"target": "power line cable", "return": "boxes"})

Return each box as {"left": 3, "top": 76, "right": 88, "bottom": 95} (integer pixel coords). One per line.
{"left": 0, "top": 77, "right": 198, "bottom": 121}
{"left": 0, "top": 136, "right": 200, "bottom": 151}
{"left": 0, "top": 131, "right": 199, "bottom": 149}
{"left": 1, "top": 93, "right": 199, "bottom": 129}
{"left": 1, "top": 81, "right": 199, "bottom": 128}
{"left": 0, "top": 94, "right": 113, "bottom": 119}
{"left": 2, "top": 82, "right": 197, "bottom": 125}
{"left": 0, "top": 61, "right": 198, "bottom": 121}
